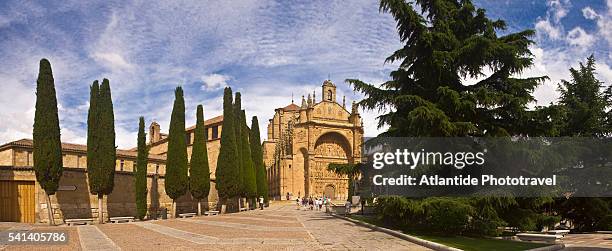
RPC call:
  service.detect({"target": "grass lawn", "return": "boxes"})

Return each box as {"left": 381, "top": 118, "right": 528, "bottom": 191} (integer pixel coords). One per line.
{"left": 349, "top": 215, "right": 549, "bottom": 251}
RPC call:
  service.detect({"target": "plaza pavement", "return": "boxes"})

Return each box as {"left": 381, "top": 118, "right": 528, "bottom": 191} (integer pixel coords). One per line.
{"left": 0, "top": 203, "right": 430, "bottom": 250}
{"left": 2, "top": 204, "right": 611, "bottom": 250}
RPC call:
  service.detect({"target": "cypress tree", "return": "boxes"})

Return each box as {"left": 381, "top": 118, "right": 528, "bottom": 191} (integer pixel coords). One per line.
{"left": 233, "top": 92, "right": 244, "bottom": 198}
{"left": 216, "top": 87, "right": 240, "bottom": 211}
{"left": 250, "top": 116, "right": 269, "bottom": 203}
{"left": 240, "top": 110, "right": 257, "bottom": 208}
{"left": 86, "top": 80, "right": 100, "bottom": 221}
{"left": 135, "top": 117, "right": 148, "bottom": 220}
{"left": 165, "top": 86, "right": 189, "bottom": 217}
{"left": 189, "top": 105, "right": 211, "bottom": 215}
{"left": 33, "top": 58, "right": 63, "bottom": 225}
{"left": 92, "top": 78, "right": 116, "bottom": 224}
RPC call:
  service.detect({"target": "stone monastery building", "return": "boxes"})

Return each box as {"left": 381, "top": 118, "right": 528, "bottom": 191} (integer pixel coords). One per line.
{"left": 0, "top": 80, "right": 362, "bottom": 223}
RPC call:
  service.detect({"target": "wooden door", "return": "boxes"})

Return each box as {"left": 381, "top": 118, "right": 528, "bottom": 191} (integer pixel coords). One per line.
{"left": 0, "top": 181, "right": 36, "bottom": 223}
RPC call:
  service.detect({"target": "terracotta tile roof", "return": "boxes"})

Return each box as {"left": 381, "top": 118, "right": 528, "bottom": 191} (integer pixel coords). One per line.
{"left": 185, "top": 115, "right": 224, "bottom": 131}
{"left": 0, "top": 138, "right": 166, "bottom": 161}
{"left": 282, "top": 103, "right": 300, "bottom": 111}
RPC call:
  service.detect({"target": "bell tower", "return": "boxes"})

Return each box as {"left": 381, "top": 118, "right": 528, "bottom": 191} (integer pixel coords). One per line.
{"left": 322, "top": 80, "right": 336, "bottom": 103}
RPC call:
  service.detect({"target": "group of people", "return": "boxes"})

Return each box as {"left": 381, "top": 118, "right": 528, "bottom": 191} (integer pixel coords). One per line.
{"left": 296, "top": 196, "right": 328, "bottom": 211}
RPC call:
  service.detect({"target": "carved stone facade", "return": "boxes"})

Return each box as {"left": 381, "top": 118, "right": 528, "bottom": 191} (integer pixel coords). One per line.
{"left": 263, "top": 80, "right": 363, "bottom": 201}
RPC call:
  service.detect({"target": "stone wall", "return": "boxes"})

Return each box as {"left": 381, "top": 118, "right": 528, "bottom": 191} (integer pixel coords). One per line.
{"left": 0, "top": 167, "right": 219, "bottom": 223}
{"left": 0, "top": 149, "right": 12, "bottom": 166}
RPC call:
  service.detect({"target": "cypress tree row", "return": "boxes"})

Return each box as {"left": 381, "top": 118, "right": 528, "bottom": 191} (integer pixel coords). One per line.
{"left": 250, "top": 116, "right": 268, "bottom": 203}
{"left": 233, "top": 92, "right": 244, "bottom": 198}
{"left": 86, "top": 78, "right": 116, "bottom": 224}
{"left": 239, "top": 110, "right": 257, "bottom": 208}
{"left": 189, "top": 105, "right": 211, "bottom": 215}
{"left": 135, "top": 117, "right": 148, "bottom": 220}
{"left": 216, "top": 87, "right": 240, "bottom": 211}
{"left": 165, "top": 86, "right": 189, "bottom": 217}
{"left": 32, "top": 58, "right": 63, "bottom": 225}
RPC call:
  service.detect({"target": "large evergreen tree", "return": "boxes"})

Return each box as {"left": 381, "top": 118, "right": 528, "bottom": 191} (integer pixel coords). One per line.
{"left": 87, "top": 78, "right": 116, "bottom": 224}
{"left": 165, "top": 86, "right": 189, "bottom": 217}
{"left": 346, "top": 0, "right": 554, "bottom": 235}
{"left": 189, "top": 105, "right": 211, "bottom": 215}
{"left": 554, "top": 56, "right": 612, "bottom": 232}
{"left": 32, "top": 58, "right": 63, "bottom": 225}
{"left": 348, "top": 0, "right": 547, "bottom": 137}
{"left": 558, "top": 55, "right": 610, "bottom": 137}
{"left": 240, "top": 110, "right": 257, "bottom": 208}
{"left": 216, "top": 87, "right": 240, "bottom": 211}
{"left": 233, "top": 92, "right": 244, "bottom": 198}
{"left": 250, "top": 116, "right": 269, "bottom": 203}
{"left": 135, "top": 117, "right": 148, "bottom": 220}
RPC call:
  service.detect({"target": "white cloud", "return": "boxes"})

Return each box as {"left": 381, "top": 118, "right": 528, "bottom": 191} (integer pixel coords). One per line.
{"left": 582, "top": 6, "right": 600, "bottom": 20}
{"left": 566, "top": 27, "right": 595, "bottom": 47}
{"left": 535, "top": 20, "right": 562, "bottom": 40}
{"left": 91, "top": 52, "right": 133, "bottom": 70}
{"left": 201, "top": 74, "right": 231, "bottom": 90}
{"left": 548, "top": 0, "right": 571, "bottom": 22}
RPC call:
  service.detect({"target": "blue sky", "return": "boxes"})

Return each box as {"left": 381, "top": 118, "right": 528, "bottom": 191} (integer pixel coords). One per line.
{"left": 0, "top": 0, "right": 611, "bottom": 148}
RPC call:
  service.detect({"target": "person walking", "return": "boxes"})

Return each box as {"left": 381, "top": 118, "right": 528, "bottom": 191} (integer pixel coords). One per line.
{"left": 259, "top": 196, "right": 264, "bottom": 210}
{"left": 345, "top": 200, "right": 351, "bottom": 216}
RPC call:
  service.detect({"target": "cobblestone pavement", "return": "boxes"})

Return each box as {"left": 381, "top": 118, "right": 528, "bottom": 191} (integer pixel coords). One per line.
{"left": 0, "top": 204, "right": 431, "bottom": 250}
{"left": 2, "top": 207, "right": 612, "bottom": 250}
{"left": 562, "top": 233, "right": 612, "bottom": 250}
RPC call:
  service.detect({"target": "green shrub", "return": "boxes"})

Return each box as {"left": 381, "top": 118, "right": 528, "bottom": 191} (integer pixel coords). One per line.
{"left": 421, "top": 197, "right": 473, "bottom": 235}
{"left": 470, "top": 204, "right": 506, "bottom": 236}
{"left": 503, "top": 208, "right": 539, "bottom": 231}
{"left": 597, "top": 214, "right": 612, "bottom": 230}
{"left": 375, "top": 196, "right": 423, "bottom": 228}
{"left": 536, "top": 215, "right": 561, "bottom": 231}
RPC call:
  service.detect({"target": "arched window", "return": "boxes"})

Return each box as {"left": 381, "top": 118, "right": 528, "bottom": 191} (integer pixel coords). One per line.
{"left": 327, "top": 90, "right": 332, "bottom": 101}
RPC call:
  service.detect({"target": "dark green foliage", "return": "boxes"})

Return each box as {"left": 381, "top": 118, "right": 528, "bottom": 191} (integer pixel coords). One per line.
{"left": 216, "top": 87, "right": 240, "bottom": 200}
{"left": 189, "top": 105, "right": 210, "bottom": 200}
{"left": 135, "top": 117, "right": 148, "bottom": 220}
{"left": 348, "top": 0, "right": 547, "bottom": 137}
{"left": 98, "top": 79, "right": 116, "bottom": 195}
{"left": 87, "top": 81, "right": 100, "bottom": 193}
{"left": 552, "top": 56, "right": 612, "bottom": 232}
{"left": 558, "top": 55, "right": 610, "bottom": 137}
{"left": 468, "top": 197, "right": 513, "bottom": 236}
{"left": 250, "top": 116, "right": 268, "bottom": 201}
{"left": 374, "top": 196, "right": 506, "bottom": 236}
{"left": 33, "top": 58, "right": 63, "bottom": 195}
{"left": 240, "top": 110, "right": 257, "bottom": 199}
{"left": 556, "top": 198, "right": 611, "bottom": 232}
{"left": 165, "top": 86, "right": 188, "bottom": 200}
{"left": 374, "top": 196, "right": 423, "bottom": 228}
{"left": 87, "top": 79, "right": 116, "bottom": 196}
{"left": 422, "top": 198, "right": 473, "bottom": 235}
{"left": 233, "top": 92, "right": 244, "bottom": 195}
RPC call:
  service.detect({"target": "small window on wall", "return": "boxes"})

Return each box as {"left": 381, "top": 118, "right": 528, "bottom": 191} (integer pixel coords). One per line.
{"left": 155, "top": 164, "right": 160, "bottom": 174}
{"left": 289, "top": 164, "right": 292, "bottom": 169}
{"left": 212, "top": 126, "right": 219, "bottom": 139}
{"left": 120, "top": 160, "right": 125, "bottom": 171}
{"left": 327, "top": 90, "right": 332, "bottom": 101}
